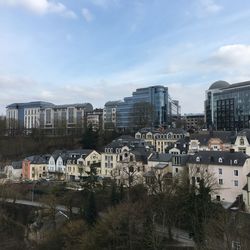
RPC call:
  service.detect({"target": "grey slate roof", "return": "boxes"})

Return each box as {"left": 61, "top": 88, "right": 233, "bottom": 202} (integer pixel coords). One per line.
{"left": 190, "top": 131, "right": 235, "bottom": 145}
{"left": 148, "top": 153, "right": 173, "bottom": 162}
{"left": 139, "top": 127, "right": 187, "bottom": 134}
{"left": 237, "top": 129, "right": 250, "bottom": 144}
{"left": 12, "top": 161, "right": 23, "bottom": 169}
{"left": 187, "top": 151, "right": 249, "bottom": 166}
{"left": 131, "top": 147, "right": 151, "bottom": 164}
{"left": 155, "top": 163, "right": 169, "bottom": 169}
{"left": 51, "top": 149, "right": 94, "bottom": 161}
{"left": 104, "top": 135, "right": 148, "bottom": 151}
{"left": 166, "top": 137, "right": 190, "bottom": 153}
{"left": 25, "top": 155, "right": 49, "bottom": 164}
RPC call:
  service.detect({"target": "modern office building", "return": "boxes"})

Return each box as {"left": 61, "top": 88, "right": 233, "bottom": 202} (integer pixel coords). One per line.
{"left": 116, "top": 85, "right": 180, "bottom": 130}
{"left": 6, "top": 101, "right": 54, "bottom": 130}
{"left": 117, "top": 86, "right": 178, "bottom": 130}
{"left": 183, "top": 113, "right": 205, "bottom": 130}
{"left": 103, "top": 101, "right": 122, "bottom": 130}
{"left": 6, "top": 101, "right": 93, "bottom": 132}
{"left": 205, "top": 80, "right": 250, "bottom": 131}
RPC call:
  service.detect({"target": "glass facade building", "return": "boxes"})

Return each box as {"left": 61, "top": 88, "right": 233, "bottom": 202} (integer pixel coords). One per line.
{"left": 116, "top": 85, "right": 180, "bottom": 130}
{"left": 205, "top": 80, "right": 250, "bottom": 131}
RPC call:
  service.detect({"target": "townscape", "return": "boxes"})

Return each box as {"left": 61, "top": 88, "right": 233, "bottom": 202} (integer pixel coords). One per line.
{"left": 1, "top": 81, "right": 250, "bottom": 249}
{"left": 1, "top": 0, "right": 250, "bottom": 249}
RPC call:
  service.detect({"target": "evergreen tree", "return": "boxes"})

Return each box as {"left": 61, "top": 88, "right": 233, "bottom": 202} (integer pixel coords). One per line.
{"left": 84, "top": 191, "right": 97, "bottom": 226}
{"left": 81, "top": 125, "right": 98, "bottom": 149}
{"left": 110, "top": 182, "right": 119, "bottom": 206}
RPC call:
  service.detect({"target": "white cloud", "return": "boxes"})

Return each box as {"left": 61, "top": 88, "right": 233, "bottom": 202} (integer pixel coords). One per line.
{"left": 211, "top": 44, "right": 250, "bottom": 67}
{"left": 88, "top": 0, "right": 121, "bottom": 9}
{"left": 204, "top": 44, "right": 250, "bottom": 81}
{"left": 81, "top": 8, "right": 94, "bottom": 22}
{"left": 0, "top": 0, "right": 77, "bottom": 18}
{"left": 200, "top": 0, "right": 222, "bottom": 14}
{"left": 194, "top": 0, "right": 222, "bottom": 17}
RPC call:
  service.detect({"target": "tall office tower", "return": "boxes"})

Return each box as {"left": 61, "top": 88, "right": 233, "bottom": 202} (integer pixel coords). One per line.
{"left": 205, "top": 80, "right": 250, "bottom": 131}
{"left": 116, "top": 85, "right": 180, "bottom": 131}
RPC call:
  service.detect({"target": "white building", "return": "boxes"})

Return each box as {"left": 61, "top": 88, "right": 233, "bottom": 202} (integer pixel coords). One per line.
{"left": 135, "top": 128, "right": 189, "bottom": 153}
{"left": 4, "top": 161, "right": 23, "bottom": 180}
{"left": 187, "top": 151, "right": 250, "bottom": 203}
{"left": 233, "top": 129, "right": 250, "bottom": 155}
{"left": 101, "top": 135, "right": 151, "bottom": 182}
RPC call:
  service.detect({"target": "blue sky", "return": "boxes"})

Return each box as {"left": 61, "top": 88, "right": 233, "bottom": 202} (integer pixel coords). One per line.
{"left": 1, "top": 0, "right": 250, "bottom": 114}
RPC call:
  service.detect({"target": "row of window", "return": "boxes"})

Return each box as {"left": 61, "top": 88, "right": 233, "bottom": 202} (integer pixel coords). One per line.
{"left": 137, "top": 133, "right": 184, "bottom": 140}
{"left": 196, "top": 156, "right": 238, "bottom": 164}
{"left": 218, "top": 179, "right": 239, "bottom": 186}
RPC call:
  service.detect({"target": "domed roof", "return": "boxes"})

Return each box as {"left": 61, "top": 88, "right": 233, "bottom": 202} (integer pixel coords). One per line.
{"left": 209, "top": 80, "right": 230, "bottom": 90}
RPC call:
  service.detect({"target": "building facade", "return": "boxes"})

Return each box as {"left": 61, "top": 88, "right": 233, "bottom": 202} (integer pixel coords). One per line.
{"left": 103, "top": 101, "right": 121, "bottom": 130}
{"left": 135, "top": 128, "right": 189, "bottom": 153}
{"left": 187, "top": 151, "right": 250, "bottom": 203}
{"left": 116, "top": 85, "right": 180, "bottom": 130}
{"left": 6, "top": 101, "right": 93, "bottom": 133}
{"left": 205, "top": 80, "right": 250, "bottom": 131}
{"left": 86, "top": 109, "right": 103, "bottom": 131}
{"left": 183, "top": 113, "right": 205, "bottom": 130}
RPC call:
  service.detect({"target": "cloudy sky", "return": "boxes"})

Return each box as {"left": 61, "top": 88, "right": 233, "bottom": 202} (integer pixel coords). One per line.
{"left": 1, "top": 0, "right": 250, "bottom": 114}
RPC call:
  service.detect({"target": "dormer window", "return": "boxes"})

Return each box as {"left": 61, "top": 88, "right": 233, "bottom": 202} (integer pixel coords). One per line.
{"left": 234, "top": 160, "right": 238, "bottom": 164}
{"left": 218, "top": 157, "right": 223, "bottom": 163}
{"left": 196, "top": 157, "right": 200, "bottom": 162}
{"left": 240, "top": 137, "right": 244, "bottom": 146}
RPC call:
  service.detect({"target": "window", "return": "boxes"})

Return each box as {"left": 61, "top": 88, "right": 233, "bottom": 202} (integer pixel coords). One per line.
{"left": 219, "top": 168, "right": 222, "bottom": 174}
{"left": 234, "top": 160, "right": 238, "bottom": 164}
{"left": 240, "top": 137, "right": 244, "bottom": 145}
{"left": 218, "top": 157, "right": 223, "bottom": 163}
{"left": 219, "top": 179, "right": 223, "bottom": 185}
{"left": 234, "top": 180, "right": 238, "bottom": 186}
{"left": 197, "top": 177, "right": 201, "bottom": 183}
{"left": 216, "top": 195, "right": 220, "bottom": 201}
{"left": 175, "top": 168, "right": 178, "bottom": 173}
{"left": 196, "top": 157, "right": 200, "bottom": 162}
{"left": 232, "top": 241, "right": 241, "bottom": 250}
{"left": 234, "top": 170, "right": 238, "bottom": 176}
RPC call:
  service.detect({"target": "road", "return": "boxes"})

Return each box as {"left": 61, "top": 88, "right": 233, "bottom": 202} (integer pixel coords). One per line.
{"left": 1, "top": 198, "right": 80, "bottom": 214}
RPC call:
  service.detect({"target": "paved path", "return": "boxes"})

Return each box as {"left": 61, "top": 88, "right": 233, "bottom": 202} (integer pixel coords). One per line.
{"left": 155, "top": 224, "right": 195, "bottom": 247}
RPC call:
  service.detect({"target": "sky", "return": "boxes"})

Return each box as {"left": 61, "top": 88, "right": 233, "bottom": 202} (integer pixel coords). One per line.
{"left": 1, "top": 0, "right": 250, "bottom": 114}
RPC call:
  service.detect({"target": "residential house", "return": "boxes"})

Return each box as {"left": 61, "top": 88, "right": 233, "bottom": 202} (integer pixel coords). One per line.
{"left": 66, "top": 149, "right": 101, "bottom": 181}
{"left": 187, "top": 151, "right": 250, "bottom": 203}
{"left": 135, "top": 128, "right": 189, "bottom": 153}
{"left": 189, "top": 131, "right": 235, "bottom": 154}
{"left": 22, "top": 155, "right": 49, "bottom": 181}
{"left": 233, "top": 129, "right": 250, "bottom": 155}
{"left": 166, "top": 137, "right": 190, "bottom": 155}
{"left": 101, "top": 135, "right": 152, "bottom": 181}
